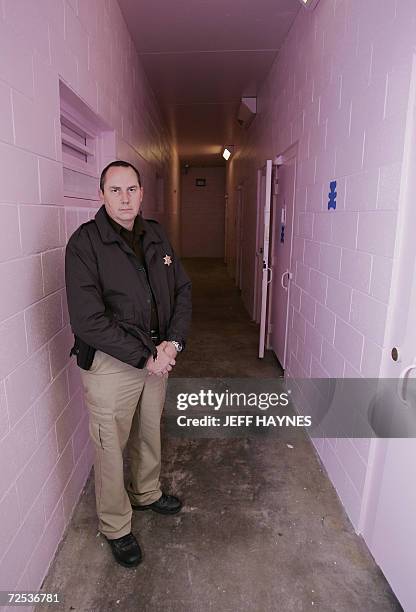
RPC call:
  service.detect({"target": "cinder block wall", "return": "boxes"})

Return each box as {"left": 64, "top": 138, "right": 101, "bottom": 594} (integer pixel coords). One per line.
{"left": 227, "top": 0, "right": 416, "bottom": 528}
{"left": 0, "top": 0, "right": 174, "bottom": 591}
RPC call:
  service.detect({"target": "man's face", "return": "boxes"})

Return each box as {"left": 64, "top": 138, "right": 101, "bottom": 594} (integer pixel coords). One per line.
{"left": 100, "top": 166, "right": 143, "bottom": 229}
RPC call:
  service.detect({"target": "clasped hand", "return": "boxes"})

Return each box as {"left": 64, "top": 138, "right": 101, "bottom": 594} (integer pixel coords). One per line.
{"left": 146, "top": 341, "right": 177, "bottom": 376}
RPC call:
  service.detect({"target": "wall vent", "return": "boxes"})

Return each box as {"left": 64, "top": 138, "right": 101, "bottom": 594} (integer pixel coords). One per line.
{"left": 59, "top": 81, "right": 115, "bottom": 204}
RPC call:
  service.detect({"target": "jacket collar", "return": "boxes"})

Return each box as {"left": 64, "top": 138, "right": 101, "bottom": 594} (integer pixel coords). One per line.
{"left": 105, "top": 209, "right": 145, "bottom": 238}
{"left": 94, "top": 205, "right": 162, "bottom": 250}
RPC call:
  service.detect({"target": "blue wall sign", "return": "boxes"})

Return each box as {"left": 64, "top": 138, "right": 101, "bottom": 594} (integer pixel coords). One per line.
{"left": 328, "top": 180, "right": 337, "bottom": 210}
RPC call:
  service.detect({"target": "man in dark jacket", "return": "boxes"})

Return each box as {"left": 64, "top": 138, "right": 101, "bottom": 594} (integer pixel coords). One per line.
{"left": 65, "top": 160, "right": 192, "bottom": 568}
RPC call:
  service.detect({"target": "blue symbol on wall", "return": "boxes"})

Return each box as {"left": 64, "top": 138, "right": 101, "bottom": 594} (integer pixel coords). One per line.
{"left": 280, "top": 224, "right": 285, "bottom": 243}
{"left": 328, "top": 180, "right": 337, "bottom": 210}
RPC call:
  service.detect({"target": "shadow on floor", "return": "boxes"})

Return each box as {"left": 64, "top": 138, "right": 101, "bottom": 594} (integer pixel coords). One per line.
{"left": 38, "top": 259, "right": 402, "bottom": 612}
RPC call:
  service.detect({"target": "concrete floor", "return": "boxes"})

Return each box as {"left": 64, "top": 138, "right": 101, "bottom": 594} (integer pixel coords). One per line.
{"left": 38, "top": 258, "right": 402, "bottom": 612}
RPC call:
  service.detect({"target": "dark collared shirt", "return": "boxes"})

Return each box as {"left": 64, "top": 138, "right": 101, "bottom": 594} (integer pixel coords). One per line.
{"left": 106, "top": 211, "right": 159, "bottom": 335}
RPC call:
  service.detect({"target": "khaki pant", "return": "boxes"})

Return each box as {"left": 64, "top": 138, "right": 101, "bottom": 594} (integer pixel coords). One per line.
{"left": 80, "top": 350, "right": 168, "bottom": 539}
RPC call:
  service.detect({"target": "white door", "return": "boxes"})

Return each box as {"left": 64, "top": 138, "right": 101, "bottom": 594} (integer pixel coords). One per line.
{"left": 268, "top": 151, "right": 296, "bottom": 368}
{"left": 258, "top": 160, "right": 273, "bottom": 358}
{"left": 360, "top": 53, "right": 416, "bottom": 612}
{"left": 363, "top": 440, "right": 416, "bottom": 611}
{"left": 254, "top": 169, "right": 265, "bottom": 323}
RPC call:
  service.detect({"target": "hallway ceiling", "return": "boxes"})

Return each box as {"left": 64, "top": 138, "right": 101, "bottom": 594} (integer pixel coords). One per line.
{"left": 118, "top": 0, "right": 300, "bottom": 167}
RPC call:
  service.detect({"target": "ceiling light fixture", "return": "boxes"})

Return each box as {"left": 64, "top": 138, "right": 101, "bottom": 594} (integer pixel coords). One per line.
{"left": 297, "top": 0, "right": 321, "bottom": 9}
{"left": 223, "top": 146, "right": 234, "bottom": 161}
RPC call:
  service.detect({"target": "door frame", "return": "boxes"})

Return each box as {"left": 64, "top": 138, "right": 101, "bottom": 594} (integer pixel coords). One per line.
{"left": 253, "top": 168, "right": 264, "bottom": 322}
{"left": 266, "top": 142, "right": 298, "bottom": 365}
{"left": 258, "top": 160, "right": 273, "bottom": 358}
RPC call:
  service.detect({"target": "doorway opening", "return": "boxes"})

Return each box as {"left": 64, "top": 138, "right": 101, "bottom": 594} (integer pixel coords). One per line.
{"left": 257, "top": 144, "right": 298, "bottom": 370}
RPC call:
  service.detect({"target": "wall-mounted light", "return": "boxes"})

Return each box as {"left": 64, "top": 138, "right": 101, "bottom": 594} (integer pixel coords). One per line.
{"left": 297, "top": 0, "right": 321, "bottom": 9}
{"left": 223, "top": 146, "right": 234, "bottom": 161}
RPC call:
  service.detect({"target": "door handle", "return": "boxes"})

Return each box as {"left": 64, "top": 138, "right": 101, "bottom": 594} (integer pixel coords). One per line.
{"left": 267, "top": 267, "right": 273, "bottom": 285}
{"left": 281, "top": 270, "right": 292, "bottom": 290}
{"left": 398, "top": 360, "right": 416, "bottom": 405}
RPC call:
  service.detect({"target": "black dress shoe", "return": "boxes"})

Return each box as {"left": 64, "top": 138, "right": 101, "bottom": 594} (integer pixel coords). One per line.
{"left": 106, "top": 532, "right": 142, "bottom": 567}
{"left": 132, "top": 493, "right": 182, "bottom": 515}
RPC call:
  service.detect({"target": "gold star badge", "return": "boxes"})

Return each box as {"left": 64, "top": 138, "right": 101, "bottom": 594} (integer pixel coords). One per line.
{"left": 163, "top": 254, "right": 172, "bottom": 266}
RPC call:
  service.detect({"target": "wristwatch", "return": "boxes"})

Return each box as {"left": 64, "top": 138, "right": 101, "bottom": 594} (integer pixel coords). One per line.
{"left": 169, "top": 340, "right": 183, "bottom": 353}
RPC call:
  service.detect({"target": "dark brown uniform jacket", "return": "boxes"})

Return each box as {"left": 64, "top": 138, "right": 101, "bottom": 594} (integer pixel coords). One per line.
{"left": 65, "top": 205, "right": 192, "bottom": 369}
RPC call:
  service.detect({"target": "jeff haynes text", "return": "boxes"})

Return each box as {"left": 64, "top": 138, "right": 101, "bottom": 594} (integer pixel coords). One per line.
{"left": 177, "top": 415, "right": 312, "bottom": 427}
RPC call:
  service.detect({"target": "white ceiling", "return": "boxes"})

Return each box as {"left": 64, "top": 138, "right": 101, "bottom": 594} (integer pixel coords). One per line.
{"left": 118, "top": 0, "right": 301, "bottom": 166}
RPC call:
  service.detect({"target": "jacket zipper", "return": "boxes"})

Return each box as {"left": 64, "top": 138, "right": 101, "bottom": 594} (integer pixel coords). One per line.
{"left": 135, "top": 264, "right": 153, "bottom": 335}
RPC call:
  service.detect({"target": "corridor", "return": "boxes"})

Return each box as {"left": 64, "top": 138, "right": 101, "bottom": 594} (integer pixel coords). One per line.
{"left": 38, "top": 260, "right": 400, "bottom": 611}
{"left": 1, "top": 0, "right": 416, "bottom": 610}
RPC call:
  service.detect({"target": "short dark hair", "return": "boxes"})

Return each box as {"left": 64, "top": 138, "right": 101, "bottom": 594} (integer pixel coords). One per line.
{"left": 100, "top": 160, "right": 142, "bottom": 192}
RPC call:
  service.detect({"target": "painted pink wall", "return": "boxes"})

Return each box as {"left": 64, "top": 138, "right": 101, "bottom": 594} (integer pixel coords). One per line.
{"left": 227, "top": 0, "right": 416, "bottom": 529}
{"left": 181, "top": 167, "right": 226, "bottom": 257}
{"left": 0, "top": 0, "right": 175, "bottom": 595}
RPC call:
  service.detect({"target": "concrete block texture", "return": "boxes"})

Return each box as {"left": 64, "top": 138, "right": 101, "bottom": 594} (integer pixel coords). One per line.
{"left": 0, "top": 0, "right": 174, "bottom": 595}
{"left": 226, "top": 0, "right": 415, "bottom": 548}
